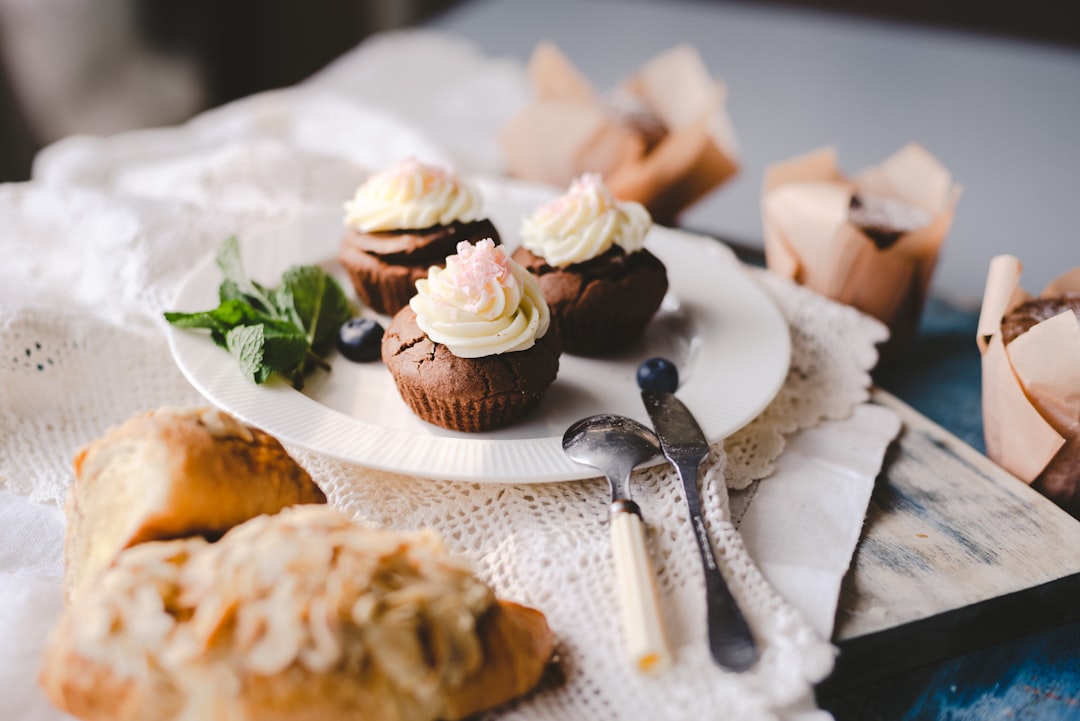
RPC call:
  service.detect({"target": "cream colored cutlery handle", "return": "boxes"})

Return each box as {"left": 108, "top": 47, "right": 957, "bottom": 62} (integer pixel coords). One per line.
{"left": 610, "top": 503, "right": 672, "bottom": 674}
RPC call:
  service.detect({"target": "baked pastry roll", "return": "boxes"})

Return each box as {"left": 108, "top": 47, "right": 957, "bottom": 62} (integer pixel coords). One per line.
{"left": 40, "top": 505, "right": 555, "bottom": 721}
{"left": 64, "top": 406, "right": 325, "bottom": 602}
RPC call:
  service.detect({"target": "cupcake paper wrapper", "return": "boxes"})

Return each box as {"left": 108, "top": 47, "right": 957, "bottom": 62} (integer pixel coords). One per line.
{"left": 500, "top": 42, "right": 739, "bottom": 225}
{"left": 762, "top": 143, "right": 962, "bottom": 354}
{"left": 341, "top": 254, "right": 425, "bottom": 316}
{"left": 977, "top": 254, "right": 1080, "bottom": 516}
{"left": 394, "top": 376, "right": 549, "bottom": 433}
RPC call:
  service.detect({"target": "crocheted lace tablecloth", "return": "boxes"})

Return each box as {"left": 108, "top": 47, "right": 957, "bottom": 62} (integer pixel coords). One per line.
{"left": 0, "top": 30, "right": 900, "bottom": 721}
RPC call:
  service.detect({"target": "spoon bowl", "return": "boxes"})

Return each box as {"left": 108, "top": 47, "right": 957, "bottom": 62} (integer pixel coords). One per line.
{"left": 562, "top": 414, "right": 661, "bottom": 503}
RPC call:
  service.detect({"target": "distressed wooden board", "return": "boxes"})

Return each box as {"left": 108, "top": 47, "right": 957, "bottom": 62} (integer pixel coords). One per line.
{"left": 827, "top": 388, "right": 1080, "bottom": 687}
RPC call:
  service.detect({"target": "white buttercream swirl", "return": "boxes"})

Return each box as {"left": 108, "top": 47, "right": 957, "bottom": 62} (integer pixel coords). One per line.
{"left": 344, "top": 158, "right": 483, "bottom": 232}
{"left": 411, "top": 239, "right": 550, "bottom": 358}
{"left": 520, "top": 173, "right": 652, "bottom": 267}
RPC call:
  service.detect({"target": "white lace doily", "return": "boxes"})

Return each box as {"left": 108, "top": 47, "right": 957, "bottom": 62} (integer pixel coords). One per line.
{"left": 0, "top": 186, "right": 882, "bottom": 720}
{"left": 0, "top": 29, "right": 897, "bottom": 721}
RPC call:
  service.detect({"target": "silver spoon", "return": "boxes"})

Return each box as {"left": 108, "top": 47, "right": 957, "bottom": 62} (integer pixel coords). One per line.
{"left": 563, "top": 414, "right": 673, "bottom": 674}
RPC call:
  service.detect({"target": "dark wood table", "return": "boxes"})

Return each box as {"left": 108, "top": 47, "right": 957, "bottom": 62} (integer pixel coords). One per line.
{"left": 819, "top": 299, "right": 1080, "bottom": 720}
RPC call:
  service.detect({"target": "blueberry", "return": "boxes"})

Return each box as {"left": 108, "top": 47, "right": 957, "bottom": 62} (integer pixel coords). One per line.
{"left": 637, "top": 357, "right": 679, "bottom": 393}
{"left": 337, "top": 318, "right": 384, "bottom": 362}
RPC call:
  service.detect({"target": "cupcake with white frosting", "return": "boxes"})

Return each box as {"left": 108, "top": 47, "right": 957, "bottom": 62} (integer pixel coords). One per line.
{"left": 381, "top": 239, "right": 561, "bottom": 432}
{"left": 339, "top": 158, "right": 500, "bottom": 315}
{"left": 512, "top": 173, "right": 668, "bottom": 356}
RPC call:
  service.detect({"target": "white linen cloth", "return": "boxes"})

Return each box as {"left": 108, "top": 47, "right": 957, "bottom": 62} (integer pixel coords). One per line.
{"left": 0, "top": 30, "right": 899, "bottom": 721}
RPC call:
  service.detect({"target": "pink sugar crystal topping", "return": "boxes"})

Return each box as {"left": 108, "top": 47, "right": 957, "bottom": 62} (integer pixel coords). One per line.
{"left": 388, "top": 156, "right": 454, "bottom": 190}
{"left": 444, "top": 239, "right": 516, "bottom": 314}
{"left": 568, "top": 172, "right": 605, "bottom": 197}
{"left": 539, "top": 172, "right": 612, "bottom": 216}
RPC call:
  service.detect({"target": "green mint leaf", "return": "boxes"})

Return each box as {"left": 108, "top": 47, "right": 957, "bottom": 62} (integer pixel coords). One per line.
{"left": 164, "top": 299, "right": 263, "bottom": 331}
{"left": 168, "top": 238, "right": 348, "bottom": 387}
{"left": 279, "top": 265, "right": 353, "bottom": 354}
{"left": 219, "top": 279, "right": 245, "bottom": 305}
{"left": 215, "top": 236, "right": 247, "bottom": 288}
{"left": 225, "top": 324, "right": 273, "bottom": 384}
{"left": 312, "top": 275, "right": 352, "bottom": 354}
{"left": 278, "top": 265, "right": 326, "bottom": 336}
{"left": 224, "top": 321, "right": 307, "bottom": 385}
{"left": 214, "top": 236, "right": 247, "bottom": 288}
{"left": 165, "top": 299, "right": 274, "bottom": 350}
{"left": 270, "top": 282, "right": 304, "bottom": 330}
{"left": 215, "top": 237, "right": 274, "bottom": 313}
{"left": 261, "top": 322, "right": 310, "bottom": 380}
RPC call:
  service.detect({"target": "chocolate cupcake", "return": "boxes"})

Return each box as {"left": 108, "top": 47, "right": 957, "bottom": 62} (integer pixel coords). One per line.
{"left": 340, "top": 158, "right": 500, "bottom": 315}
{"left": 1000, "top": 292, "right": 1080, "bottom": 345}
{"left": 382, "top": 239, "right": 560, "bottom": 433}
{"left": 763, "top": 144, "right": 960, "bottom": 361}
{"left": 997, "top": 292, "right": 1080, "bottom": 515}
{"left": 512, "top": 173, "right": 667, "bottom": 356}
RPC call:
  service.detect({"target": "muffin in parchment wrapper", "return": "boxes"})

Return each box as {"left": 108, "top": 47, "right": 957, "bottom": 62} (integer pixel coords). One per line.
{"left": 762, "top": 143, "right": 962, "bottom": 359}
{"left": 500, "top": 42, "right": 739, "bottom": 226}
{"left": 977, "top": 255, "right": 1080, "bottom": 518}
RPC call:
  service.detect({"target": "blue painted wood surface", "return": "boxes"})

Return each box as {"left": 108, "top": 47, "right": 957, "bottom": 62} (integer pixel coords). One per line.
{"left": 820, "top": 618, "right": 1080, "bottom": 720}
{"left": 820, "top": 299, "right": 1080, "bottom": 720}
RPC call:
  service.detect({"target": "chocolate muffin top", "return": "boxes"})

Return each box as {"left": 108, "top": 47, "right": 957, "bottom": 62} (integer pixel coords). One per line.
{"left": 1001, "top": 292, "right": 1080, "bottom": 345}
{"left": 849, "top": 194, "right": 931, "bottom": 251}
{"left": 342, "top": 219, "right": 500, "bottom": 266}
{"left": 515, "top": 243, "right": 667, "bottom": 281}
{"left": 511, "top": 245, "right": 668, "bottom": 356}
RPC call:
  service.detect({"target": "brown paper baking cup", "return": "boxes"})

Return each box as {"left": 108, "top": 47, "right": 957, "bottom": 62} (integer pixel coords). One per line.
{"left": 389, "top": 346, "right": 560, "bottom": 432}
{"left": 393, "top": 384, "right": 547, "bottom": 433}
{"left": 978, "top": 254, "right": 1080, "bottom": 517}
{"left": 501, "top": 42, "right": 739, "bottom": 225}
{"left": 551, "top": 298, "right": 660, "bottom": 357}
{"left": 339, "top": 251, "right": 425, "bottom": 317}
{"left": 517, "top": 248, "right": 669, "bottom": 357}
{"left": 763, "top": 144, "right": 961, "bottom": 360}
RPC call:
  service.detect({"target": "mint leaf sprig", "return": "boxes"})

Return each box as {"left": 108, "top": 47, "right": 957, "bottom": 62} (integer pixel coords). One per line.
{"left": 165, "top": 237, "right": 352, "bottom": 389}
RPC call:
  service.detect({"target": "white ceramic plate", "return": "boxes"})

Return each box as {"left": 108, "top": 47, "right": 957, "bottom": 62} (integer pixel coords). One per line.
{"left": 165, "top": 180, "right": 791, "bottom": 482}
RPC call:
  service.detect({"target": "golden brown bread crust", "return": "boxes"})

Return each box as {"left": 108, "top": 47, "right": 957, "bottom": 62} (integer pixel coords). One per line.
{"left": 41, "top": 507, "right": 555, "bottom": 721}
{"left": 39, "top": 641, "right": 183, "bottom": 721}
{"left": 441, "top": 601, "right": 556, "bottom": 720}
{"left": 64, "top": 406, "right": 325, "bottom": 602}
{"left": 39, "top": 599, "right": 553, "bottom": 721}
{"left": 224, "top": 601, "right": 554, "bottom": 721}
